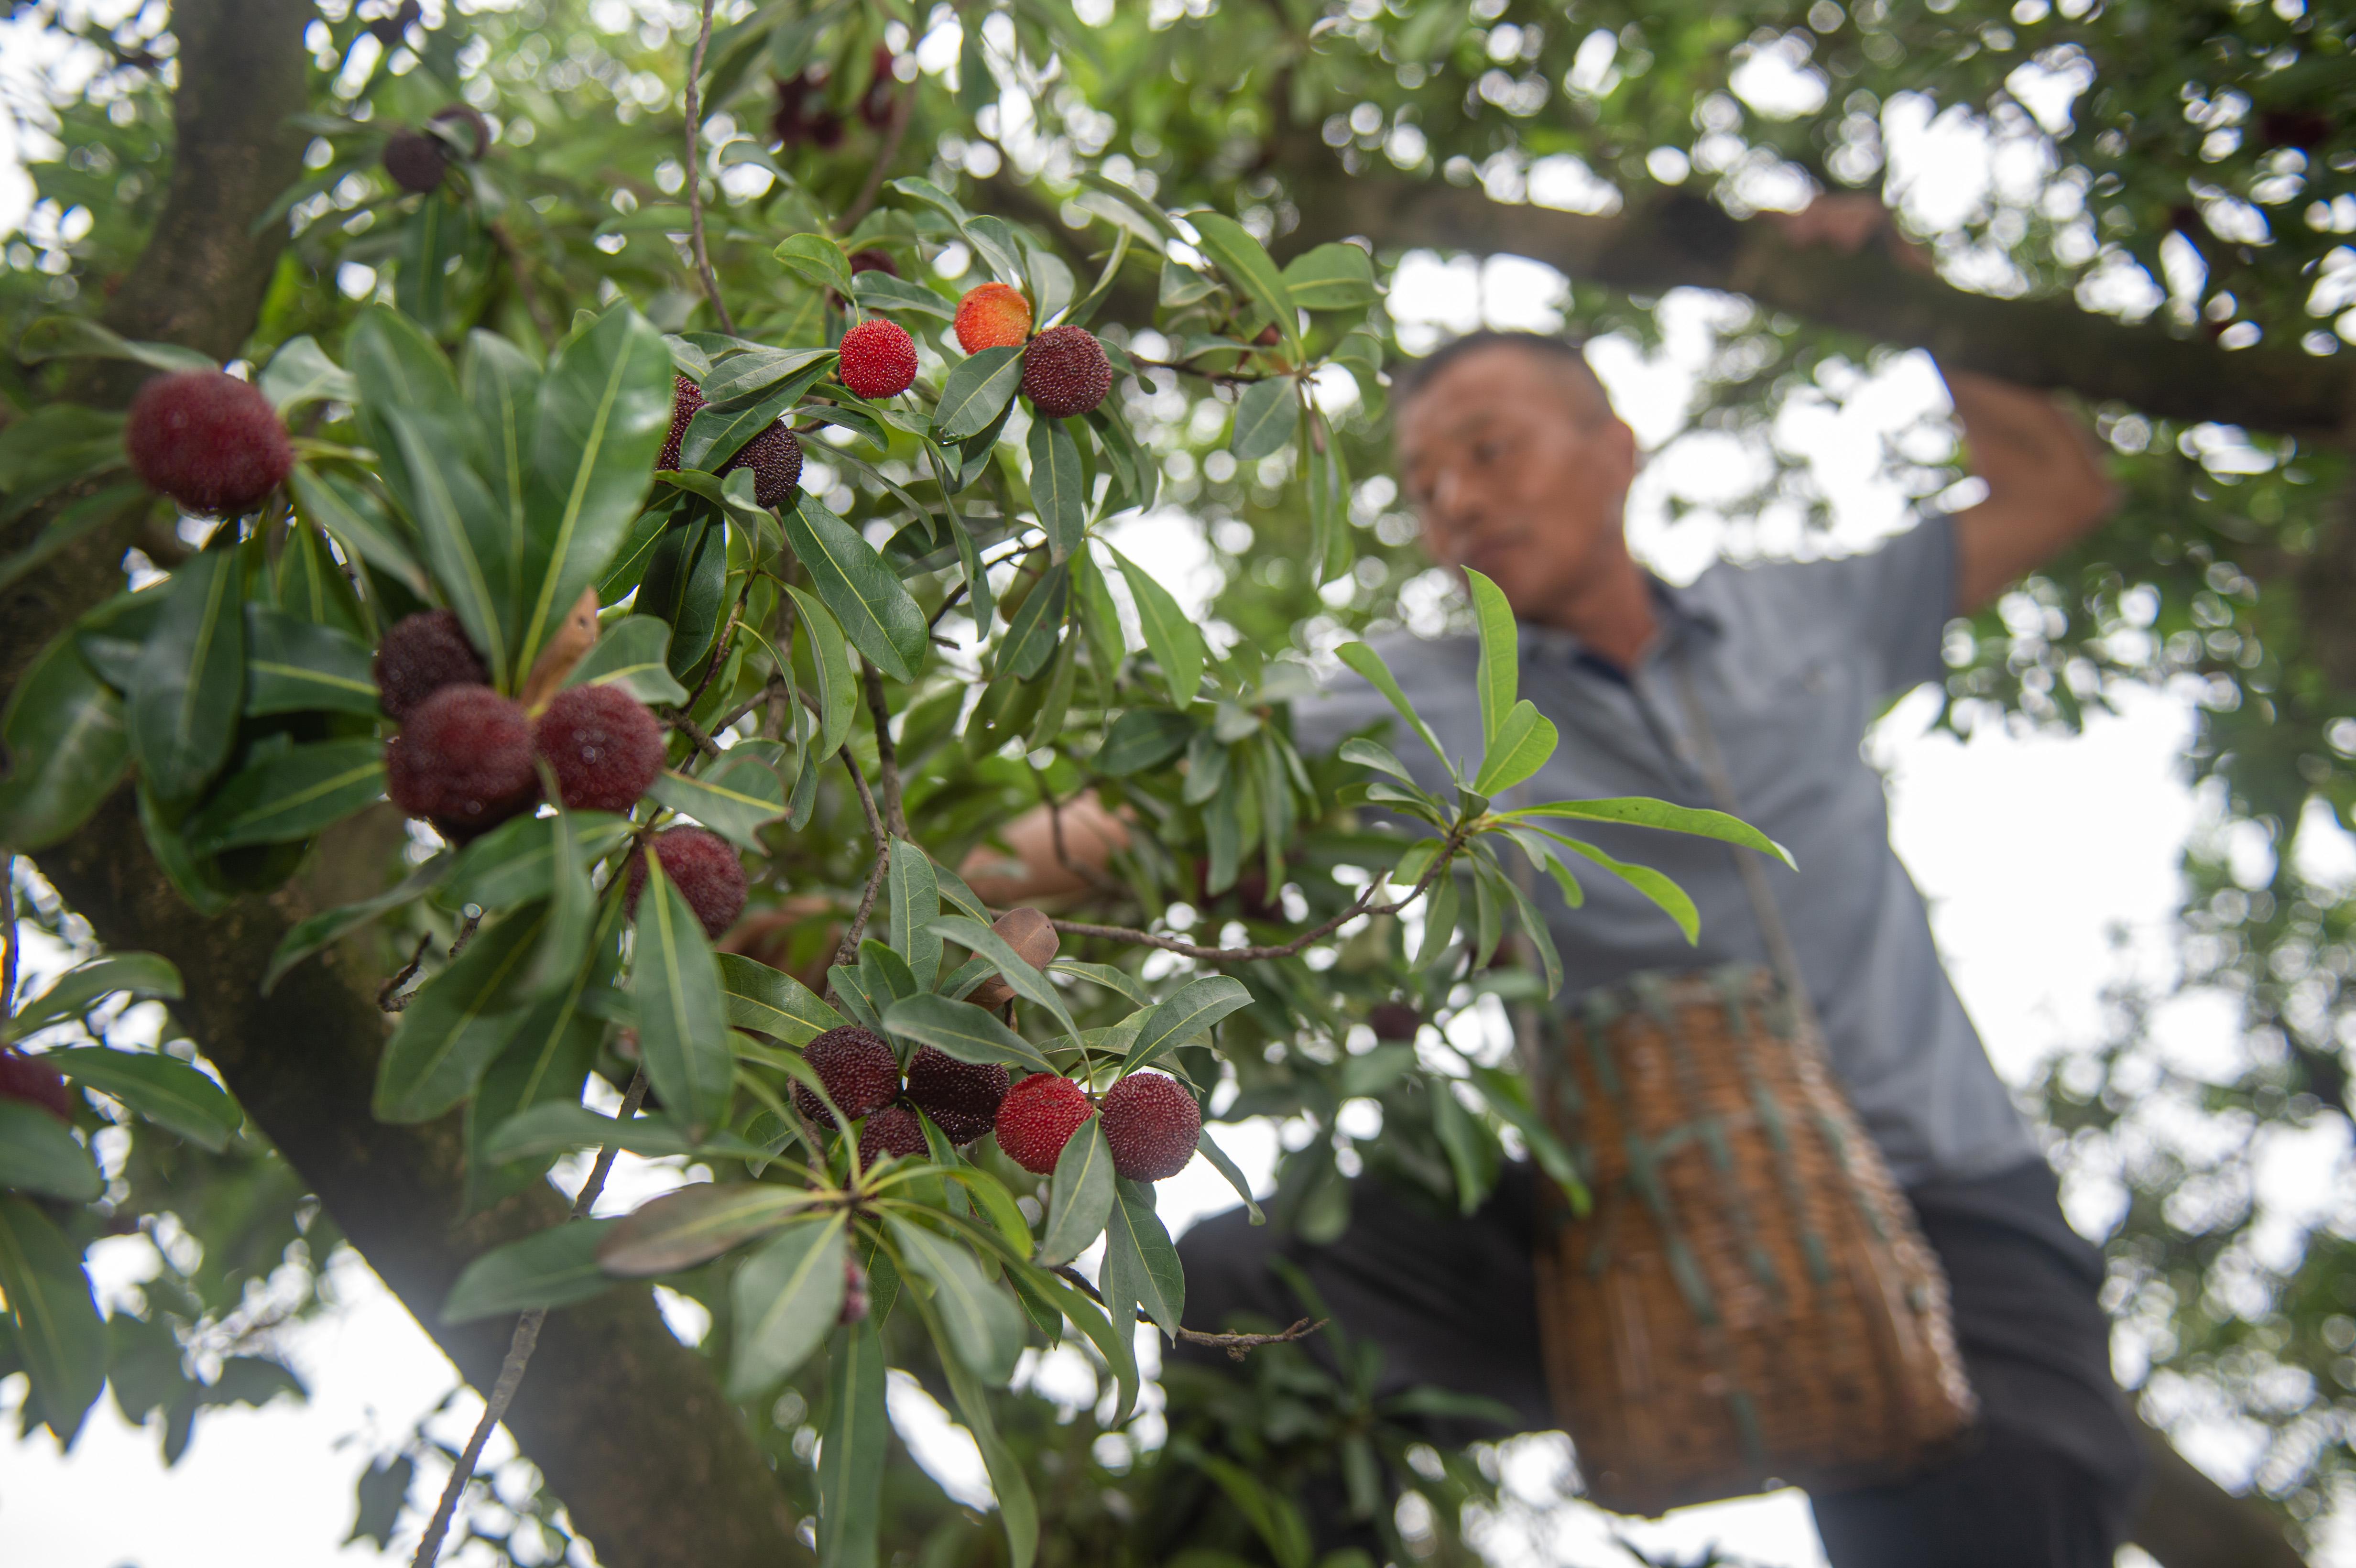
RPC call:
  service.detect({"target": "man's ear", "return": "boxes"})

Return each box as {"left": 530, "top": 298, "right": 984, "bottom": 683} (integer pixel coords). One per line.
{"left": 1604, "top": 415, "right": 1641, "bottom": 487}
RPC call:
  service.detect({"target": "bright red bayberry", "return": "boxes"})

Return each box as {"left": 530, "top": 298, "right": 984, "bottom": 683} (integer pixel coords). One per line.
{"left": 904, "top": 1046, "right": 1008, "bottom": 1145}
{"left": 383, "top": 684, "right": 539, "bottom": 841}
{"left": 1020, "top": 326, "right": 1112, "bottom": 419}
{"left": 625, "top": 828, "right": 747, "bottom": 939}
{"left": 1099, "top": 1071, "right": 1200, "bottom": 1182}
{"left": 954, "top": 283, "right": 1032, "bottom": 353}
{"left": 657, "top": 375, "right": 705, "bottom": 472}
{"left": 374, "top": 609, "right": 489, "bottom": 723}
{"left": 794, "top": 1025, "right": 902, "bottom": 1127}
{"left": 993, "top": 1073, "right": 1092, "bottom": 1176}
{"left": 534, "top": 683, "right": 665, "bottom": 812}
{"left": 858, "top": 1102, "right": 929, "bottom": 1169}
{"left": 837, "top": 320, "right": 917, "bottom": 400}
{"left": 125, "top": 370, "right": 293, "bottom": 516}
{"left": 0, "top": 1047, "right": 74, "bottom": 1124}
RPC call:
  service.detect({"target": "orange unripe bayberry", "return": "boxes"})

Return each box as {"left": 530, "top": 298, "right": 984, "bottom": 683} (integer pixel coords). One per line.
{"left": 954, "top": 282, "right": 1032, "bottom": 353}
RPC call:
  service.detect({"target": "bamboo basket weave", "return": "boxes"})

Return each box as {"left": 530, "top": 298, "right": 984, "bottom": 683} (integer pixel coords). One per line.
{"left": 1528, "top": 964, "right": 1976, "bottom": 1517}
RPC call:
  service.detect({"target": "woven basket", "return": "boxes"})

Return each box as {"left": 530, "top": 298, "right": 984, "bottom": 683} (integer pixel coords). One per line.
{"left": 1527, "top": 964, "right": 1976, "bottom": 1517}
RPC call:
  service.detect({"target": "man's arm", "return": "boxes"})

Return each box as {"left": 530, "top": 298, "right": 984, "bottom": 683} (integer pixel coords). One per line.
{"left": 1943, "top": 367, "right": 2120, "bottom": 613}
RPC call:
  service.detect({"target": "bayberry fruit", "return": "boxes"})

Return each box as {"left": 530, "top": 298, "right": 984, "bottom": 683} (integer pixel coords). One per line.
{"left": 374, "top": 609, "right": 489, "bottom": 723}
{"left": 859, "top": 46, "right": 900, "bottom": 129}
{"left": 849, "top": 250, "right": 899, "bottom": 279}
{"left": 904, "top": 1047, "right": 1009, "bottom": 1145}
{"left": 772, "top": 72, "right": 844, "bottom": 151}
{"left": 1368, "top": 1002, "right": 1421, "bottom": 1042}
{"left": 429, "top": 103, "right": 490, "bottom": 160}
{"left": 382, "top": 128, "right": 447, "bottom": 192}
{"left": 726, "top": 421, "right": 803, "bottom": 509}
{"left": 836, "top": 320, "right": 917, "bottom": 400}
{"left": 383, "top": 684, "right": 539, "bottom": 841}
{"left": 967, "top": 905, "right": 1058, "bottom": 1013}
{"left": 625, "top": 827, "right": 747, "bottom": 939}
{"left": 858, "top": 1102, "right": 929, "bottom": 1169}
{"left": 534, "top": 683, "right": 665, "bottom": 812}
{"left": 1020, "top": 326, "right": 1112, "bottom": 419}
{"left": 0, "top": 1047, "right": 74, "bottom": 1124}
{"left": 1099, "top": 1071, "right": 1200, "bottom": 1182}
{"left": 839, "top": 1257, "right": 870, "bottom": 1324}
{"left": 794, "top": 1025, "right": 902, "bottom": 1127}
{"left": 954, "top": 283, "right": 1032, "bottom": 353}
{"left": 658, "top": 375, "right": 705, "bottom": 472}
{"left": 124, "top": 370, "right": 294, "bottom": 516}
{"left": 993, "top": 1073, "right": 1092, "bottom": 1176}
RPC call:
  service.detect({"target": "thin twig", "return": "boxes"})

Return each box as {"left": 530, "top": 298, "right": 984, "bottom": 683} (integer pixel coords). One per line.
{"left": 487, "top": 219, "right": 556, "bottom": 346}
{"left": 683, "top": 0, "right": 736, "bottom": 336}
{"left": 1049, "top": 830, "right": 1463, "bottom": 965}
{"left": 1036, "top": 775, "right": 1123, "bottom": 897}
{"left": 831, "top": 846, "right": 892, "bottom": 976}
{"left": 379, "top": 932, "right": 434, "bottom": 1013}
{"left": 1049, "top": 1266, "right": 1323, "bottom": 1361}
{"left": 862, "top": 662, "right": 906, "bottom": 838}
{"left": 0, "top": 854, "right": 17, "bottom": 1024}
{"left": 836, "top": 76, "right": 916, "bottom": 236}
{"left": 684, "top": 595, "right": 746, "bottom": 714}
{"left": 446, "top": 912, "right": 482, "bottom": 961}
{"left": 410, "top": 1068, "right": 649, "bottom": 1568}
{"left": 664, "top": 708, "right": 724, "bottom": 760}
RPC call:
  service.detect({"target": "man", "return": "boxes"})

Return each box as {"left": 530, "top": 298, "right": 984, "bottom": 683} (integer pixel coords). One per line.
{"left": 982, "top": 210, "right": 2145, "bottom": 1564}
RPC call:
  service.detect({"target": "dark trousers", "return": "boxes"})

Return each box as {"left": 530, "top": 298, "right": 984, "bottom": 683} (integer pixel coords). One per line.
{"left": 1174, "top": 1159, "right": 2148, "bottom": 1567}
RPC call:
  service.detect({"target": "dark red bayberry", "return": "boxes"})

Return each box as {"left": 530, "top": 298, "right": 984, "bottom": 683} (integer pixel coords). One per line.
{"left": 534, "top": 683, "right": 665, "bottom": 812}
{"left": 904, "top": 1046, "right": 1008, "bottom": 1145}
{"left": 849, "top": 250, "right": 898, "bottom": 279}
{"left": 794, "top": 1025, "right": 902, "bottom": 1127}
{"left": 625, "top": 827, "right": 748, "bottom": 939}
{"left": 993, "top": 1073, "right": 1092, "bottom": 1176}
{"left": 125, "top": 370, "right": 294, "bottom": 516}
{"left": 860, "top": 47, "right": 900, "bottom": 129}
{"left": 374, "top": 609, "right": 489, "bottom": 723}
{"left": 382, "top": 128, "right": 447, "bottom": 192}
{"left": 836, "top": 319, "right": 917, "bottom": 401}
{"left": 1368, "top": 1002, "right": 1421, "bottom": 1042}
{"left": 383, "top": 684, "right": 539, "bottom": 841}
{"left": 772, "top": 72, "right": 845, "bottom": 151}
{"left": 0, "top": 1047, "right": 74, "bottom": 1124}
{"left": 1099, "top": 1070, "right": 1200, "bottom": 1182}
{"left": 726, "top": 421, "right": 803, "bottom": 509}
{"left": 658, "top": 375, "right": 705, "bottom": 473}
{"left": 858, "top": 1102, "right": 930, "bottom": 1169}
{"left": 1020, "top": 325, "right": 1112, "bottom": 419}
{"left": 839, "top": 1256, "right": 870, "bottom": 1324}
{"left": 428, "top": 102, "right": 490, "bottom": 160}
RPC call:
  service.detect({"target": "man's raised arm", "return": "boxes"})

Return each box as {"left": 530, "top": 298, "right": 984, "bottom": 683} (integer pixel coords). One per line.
{"left": 1943, "top": 367, "right": 2120, "bottom": 613}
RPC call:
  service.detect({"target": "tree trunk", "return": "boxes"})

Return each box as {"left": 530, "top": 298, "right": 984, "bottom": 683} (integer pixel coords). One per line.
{"left": 2130, "top": 1418, "right": 2308, "bottom": 1568}
{"left": 0, "top": 5, "right": 801, "bottom": 1563}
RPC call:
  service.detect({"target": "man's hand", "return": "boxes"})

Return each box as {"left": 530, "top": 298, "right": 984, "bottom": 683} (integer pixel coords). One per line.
{"left": 958, "top": 792, "right": 1130, "bottom": 909}
{"left": 1770, "top": 193, "right": 2121, "bottom": 613}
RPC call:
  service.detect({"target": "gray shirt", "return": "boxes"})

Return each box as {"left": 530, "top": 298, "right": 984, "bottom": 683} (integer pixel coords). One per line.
{"left": 1292, "top": 514, "right": 2037, "bottom": 1186}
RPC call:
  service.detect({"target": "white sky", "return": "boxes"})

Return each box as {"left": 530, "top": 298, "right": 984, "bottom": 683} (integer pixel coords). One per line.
{"left": 0, "top": 37, "right": 2325, "bottom": 1568}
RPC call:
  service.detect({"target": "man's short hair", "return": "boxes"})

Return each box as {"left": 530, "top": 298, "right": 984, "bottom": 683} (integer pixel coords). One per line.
{"left": 1392, "top": 330, "right": 1607, "bottom": 419}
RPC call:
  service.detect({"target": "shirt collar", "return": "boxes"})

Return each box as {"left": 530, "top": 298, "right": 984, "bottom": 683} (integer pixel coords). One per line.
{"left": 1516, "top": 574, "right": 1722, "bottom": 679}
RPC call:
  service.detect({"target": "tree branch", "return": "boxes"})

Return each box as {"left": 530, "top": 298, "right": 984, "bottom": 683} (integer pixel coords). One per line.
{"left": 683, "top": 0, "right": 737, "bottom": 337}
{"left": 862, "top": 662, "right": 906, "bottom": 838}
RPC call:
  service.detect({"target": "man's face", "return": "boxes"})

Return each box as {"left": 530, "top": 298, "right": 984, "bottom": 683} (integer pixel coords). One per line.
{"left": 1394, "top": 344, "right": 1638, "bottom": 625}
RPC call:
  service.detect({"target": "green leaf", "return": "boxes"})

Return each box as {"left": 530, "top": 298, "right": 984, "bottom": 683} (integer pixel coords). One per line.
{"left": 782, "top": 493, "right": 926, "bottom": 683}
{"left": 0, "top": 484, "right": 146, "bottom": 597}
{"left": 1039, "top": 1113, "right": 1115, "bottom": 1267}
{"left": 1502, "top": 796, "right": 1796, "bottom": 868}
{"left": 385, "top": 407, "right": 513, "bottom": 688}
{"left": 1539, "top": 831, "right": 1701, "bottom": 944}
{"left": 440, "top": 1219, "right": 621, "bottom": 1323}
{"left": 461, "top": 331, "right": 542, "bottom": 604}
{"left": 0, "top": 629, "right": 128, "bottom": 850}
{"left": 183, "top": 739, "right": 385, "bottom": 852}
{"left": 1426, "top": 1074, "right": 1491, "bottom": 1215}
{"left": 818, "top": 1317, "right": 889, "bottom": 1568}
{"left": 1106, "top": 545, "right": 1205, "bottom": 708}
{"left": 1415, "top": 872, "right": 1460, "bottom": 969}
{"left": 934, "top": 345, "right": 1024, "bottom": 441}
{"left": 442, "top": 812, "right": 630, "bottom": 912}
{"left": 1465, "top": 569, "right": 1518, "bottom": 751}
{"left": 881, "top": 992, "right": 1056, "bottom": 1073}
{"left": 48, "top": 1048, "right": 239, "bottom": 1152}
{"left": 1101, "top": 1177, "right": 1183, "bottom": 1339}
{"left": 1186, "top": 212, "right": 1300, "bottom": 358}
{"left": 888, "top": 839, "right": 942, "bottom": 985}
{"left": 700, "top": 346, "right": 835, "bottom": 403}
{"left": 290, "top": 466, "right": 430, "bottom": 600}
{"left": 645, "top": 755, "right": 785, "bottom": 853}
{"left": 718, "top": 953, "right": 844, "bottom": 1045}
{"left": 1195, "top": 1128, "right": 1265, "bottom": 1225}
{"left": 1026, "top": 417, "right": 1086, "bottom": 563}
{"left": 1335, "top": 642, "right": 1450, "bottom": 777}
{"left": 849, "top": 271, "right": 955, "bottom": 318}
{"left": 0, "top": 1195, "right": 107, "bottom": 1445}
{"left": 997, "top": 561, "right": 1068, "bottom": 683}
{"left": 465, "top": 928, "right": 615, "bottom": 1216}
{"left": 1094, "top": 708, "right": 1194, "bottom": 777}
{"left": 1020, "top": 1263, "right": 1140, "bottom": 1422}
{"left": 925, "top": 915, "right": 1080, "bottom": 1045}
{"left": 773, "top": 232, "right": 853, "bottom": 294}
{"left": 0, "top": 1100, "right": 101, "bottom": 1202}
{"left": 517, "top": 305, "right": 675, "bottom": 677}
{"left": 126, "top": 548, "right": 245, "bottom": 802}
{"left": 786, "top": 585, "right": 857, "bottom": 758}
{"left": 599, "top": 1182, "right": 833, "bottom": 1276}
{"left": 1470, "top": 701, "right": 1559, "bottom": 797}
{"left": 888, "top": 1216, "right": 1025, "bottom": 1383}
{"left": 1193, "top": 1455, "right": 1312, "bottom": 1568}
{"left": 10, "top": 952, "right": 182, "bottom": 1037}
{"left": 633, "top": 854, "right": 735, "bottom": 1134}
{"left": 1279, "top": 241, "right": 1381, "bottom": 311}
{"left": 1228, "top": 378, "right": 1300, "bottom": 463}
{"left": 1337, "top": 736, "right": 1418, "bottom": 787}
{"left": 244, "top": 606, "right": 379, "bottom": 717}
{"left": 373, "top": 903, "right": 550, "bottom": 1122}
{"left": 727, "top": 1214, "right": 850, "bottom": 1397}
{"left": 1123, "top": 976, "right": 1252, "bottom": 1074}
{"left": 562, "top": 614, "right": 689, "bottom": 705}
{"left": 937, "top": 1334, "right": 1041, "bottom": 1568}
{"left": 17, "top": 314, "right": 214, "bottom": 373}
{"left": 1485, "top": 858, "right": 1566, "bottom": 994}
{"left": 0, "top": 405, "right": 126, "bottom": 519}
{"left": 260, "top": 334, "right": 356, "bottom": 413}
